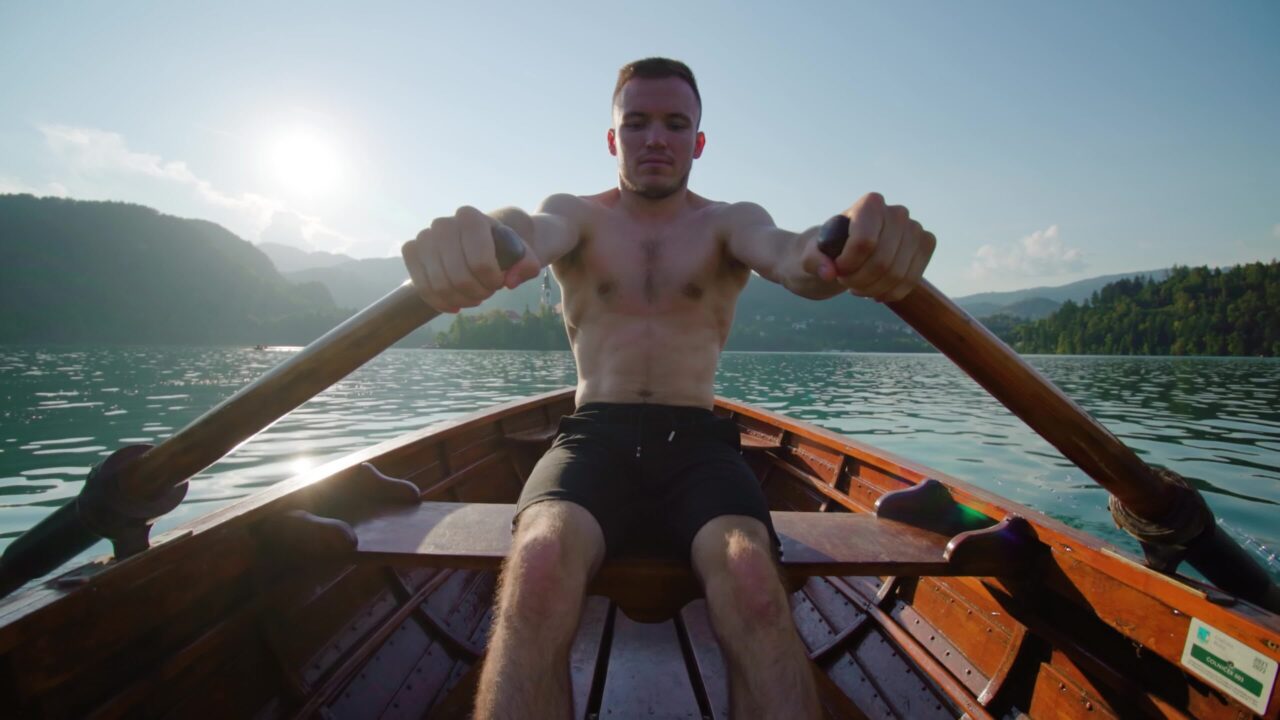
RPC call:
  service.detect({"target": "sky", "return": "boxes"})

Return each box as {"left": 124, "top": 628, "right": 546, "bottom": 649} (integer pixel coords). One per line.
{"left": 1, "top": 0, "right": 1277, "bottom": 296}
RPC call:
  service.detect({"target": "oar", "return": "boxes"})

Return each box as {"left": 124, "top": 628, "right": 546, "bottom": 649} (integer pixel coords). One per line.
{"left": 819, "top": 216, "right": 1279, "bottom": 612}
{"left": 0, "top": 226, "right": 527, "bottom": 598}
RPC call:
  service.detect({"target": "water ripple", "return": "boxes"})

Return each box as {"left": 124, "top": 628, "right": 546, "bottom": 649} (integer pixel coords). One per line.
{"left": 1, "top": 347, "right": 1276, "bottom": 580}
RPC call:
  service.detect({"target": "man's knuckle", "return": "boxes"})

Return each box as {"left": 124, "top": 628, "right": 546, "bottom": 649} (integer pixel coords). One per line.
{"left": 889, "top": 205, "right": 908, "bottom": 223}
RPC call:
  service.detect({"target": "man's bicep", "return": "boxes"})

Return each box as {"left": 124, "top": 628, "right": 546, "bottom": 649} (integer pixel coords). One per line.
{"left": 725, "top": 202, "right": 795, "bottom": 284}
{"left": 530, "top": 193, "right": 585, "bottom": 267}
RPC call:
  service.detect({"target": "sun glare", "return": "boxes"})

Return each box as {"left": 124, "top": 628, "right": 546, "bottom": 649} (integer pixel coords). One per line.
{"left": 269, "top": 129, "right": 341, "bottom": 197}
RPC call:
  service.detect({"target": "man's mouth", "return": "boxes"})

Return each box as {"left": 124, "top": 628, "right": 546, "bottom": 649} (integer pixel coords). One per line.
{"left": 638, "top": 156, "right": 672, "bottom": 167}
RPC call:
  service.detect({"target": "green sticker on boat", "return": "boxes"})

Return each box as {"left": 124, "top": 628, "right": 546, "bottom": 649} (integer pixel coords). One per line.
{"left": 1180, "top": 617, "right": 1276, "bottom": 715}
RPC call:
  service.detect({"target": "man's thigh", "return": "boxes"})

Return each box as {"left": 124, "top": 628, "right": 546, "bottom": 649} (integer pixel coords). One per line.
{"left": 515, "top": 422, "right": 638, "bottom": 559}
{"left": 658, "top": 436, "right": 781, "bottom": 562}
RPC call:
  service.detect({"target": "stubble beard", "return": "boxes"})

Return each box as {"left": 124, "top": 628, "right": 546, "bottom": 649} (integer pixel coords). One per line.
{"left": 620, "top": 169, "right": 690, "bottom": 200}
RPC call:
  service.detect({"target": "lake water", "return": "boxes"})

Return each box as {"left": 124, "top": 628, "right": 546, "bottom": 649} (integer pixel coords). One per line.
{"left": 1, "top": 347, "right": 1277, "bottom": 582}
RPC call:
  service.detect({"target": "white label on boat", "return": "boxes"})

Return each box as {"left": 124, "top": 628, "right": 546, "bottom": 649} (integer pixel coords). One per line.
{"left": 1180, "top": 617, "right": 1276, "bottom": 715}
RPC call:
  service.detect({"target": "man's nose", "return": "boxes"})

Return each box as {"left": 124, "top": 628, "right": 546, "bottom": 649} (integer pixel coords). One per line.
{"left": 644, "top": 130, "right": 668, "bottom": 148}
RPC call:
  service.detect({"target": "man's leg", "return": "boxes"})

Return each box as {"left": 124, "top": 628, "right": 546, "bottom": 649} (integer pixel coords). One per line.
{"left": 475, "top": 500, "right": 606, "bottom": 720}
{"left": 691, "top": 515, "right": 820, "bottom": 719}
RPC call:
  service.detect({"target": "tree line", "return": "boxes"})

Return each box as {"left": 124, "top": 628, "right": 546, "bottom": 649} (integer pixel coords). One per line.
{"left": 1010, "top": 261, "right": 1279, "bottom": 356}
{"left": 435, "top": 261, "right": 1280, "bottom": 356}
{"left": 434, "top": 307, "right": 570, "bottom": 350}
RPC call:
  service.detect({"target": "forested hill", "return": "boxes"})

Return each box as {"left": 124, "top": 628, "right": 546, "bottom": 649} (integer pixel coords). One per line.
{"left": 1012, "top": 262, "right": 1280, "bottom": 356}
{"left": 0, "top": 195, "right": 350, "bottom": 344}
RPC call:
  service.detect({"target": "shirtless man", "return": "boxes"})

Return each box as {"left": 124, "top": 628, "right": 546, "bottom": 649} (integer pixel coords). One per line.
{"left": 403, "top": 58, "right": 935, "bottom": 719}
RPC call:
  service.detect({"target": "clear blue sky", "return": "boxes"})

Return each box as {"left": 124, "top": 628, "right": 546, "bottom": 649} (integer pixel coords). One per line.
{"left": 2, "top": 0, "right": 1277, "bottom": 295}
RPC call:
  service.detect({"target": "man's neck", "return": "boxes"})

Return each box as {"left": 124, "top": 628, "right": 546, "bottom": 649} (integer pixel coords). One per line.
{"left": 615, "top": 184, "right": 691, "bottom": 222}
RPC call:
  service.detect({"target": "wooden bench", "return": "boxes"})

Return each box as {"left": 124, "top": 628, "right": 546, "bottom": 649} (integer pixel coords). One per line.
{"left": 345, "top": 491, "right": 1037, "bottom": 621}
{"left": 505, "top": 426, "right": 784, "bottom": 451}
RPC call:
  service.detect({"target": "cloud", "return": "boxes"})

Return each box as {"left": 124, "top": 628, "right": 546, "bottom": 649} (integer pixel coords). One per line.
{"left": 970, "top": 225, "right": 1085, "bottom": 281}
{"left": 0, "top": 176, "right": 68, "bottom": 197}
{"left": 31, "top": 123, "right": 355, "bottom": 253}
{"left": 260, "top": 211, "right": 313, "bottom": 251}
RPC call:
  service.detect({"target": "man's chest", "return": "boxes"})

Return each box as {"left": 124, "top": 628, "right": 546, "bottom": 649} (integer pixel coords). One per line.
{"left": 555, "top": 221, "right": 745, "bottom": 312}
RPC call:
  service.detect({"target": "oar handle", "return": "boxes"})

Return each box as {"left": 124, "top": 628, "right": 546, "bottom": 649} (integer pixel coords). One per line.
{"left": 124, "top": 224, "right": 526, "bottom": 499}
{"left": 817, "top": 214, "right": 1172, "bottom": 514}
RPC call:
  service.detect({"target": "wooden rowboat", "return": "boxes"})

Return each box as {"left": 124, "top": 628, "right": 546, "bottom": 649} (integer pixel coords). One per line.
{"left": 1, "top": 228, "right": 1275, "bottom": 717}
{"left": 1, "top": 386, "right": 1277, "bottom": 719}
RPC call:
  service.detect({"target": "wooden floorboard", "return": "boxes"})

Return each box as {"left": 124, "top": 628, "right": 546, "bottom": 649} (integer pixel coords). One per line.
{"left": 679, "top": 600, "right": 729, "bottom": 720}
{"left": 599, "top": 614, "right": 703, "bottom": 719}
{"left": 570, "top": 597, "right": 612, "bottom": 719}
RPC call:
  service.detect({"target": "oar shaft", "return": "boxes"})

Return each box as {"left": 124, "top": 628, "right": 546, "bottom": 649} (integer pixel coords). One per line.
{"left": 888, "top": 281, "right": 1175, "bottom": 519}
{"left": 122, "top": 223, "right": 527, "bottom": 500}
{"left": 122, "top": 283, "right": 433, "bottom": 499}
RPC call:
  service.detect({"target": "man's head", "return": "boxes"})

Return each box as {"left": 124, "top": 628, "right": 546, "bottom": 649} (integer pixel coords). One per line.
{"left": 608, "top": 57, "right": 706, "bottom": 200}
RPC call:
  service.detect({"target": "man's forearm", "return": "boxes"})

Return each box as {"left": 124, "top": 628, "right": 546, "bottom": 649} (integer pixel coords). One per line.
{"left": 489, "top": 206, "right": 536, "bottom": 242}
{"left": 780, "top": 227, "right": 844, "bottom": 300}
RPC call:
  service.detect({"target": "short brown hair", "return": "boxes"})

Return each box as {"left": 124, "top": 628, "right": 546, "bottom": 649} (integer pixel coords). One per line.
{"left": 613, "top": 57, "right": 701, "bottom": 109}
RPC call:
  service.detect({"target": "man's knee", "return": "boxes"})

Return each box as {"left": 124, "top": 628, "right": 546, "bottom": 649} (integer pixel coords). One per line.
{"left": 692, "top": 515, "right": 788, "bottom": 627}
{"left": 503, "top": 501, "right": 605, "bottom": 619}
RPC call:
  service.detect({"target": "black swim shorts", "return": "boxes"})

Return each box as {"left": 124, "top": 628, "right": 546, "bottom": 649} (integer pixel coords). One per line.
{"left": 514, "top": 403, "right": 781, "bottom": 560}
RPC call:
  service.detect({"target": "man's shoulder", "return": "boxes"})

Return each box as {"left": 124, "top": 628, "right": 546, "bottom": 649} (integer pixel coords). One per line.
{"left": 538, "top": 190, "right": 617, "bottom": 215}
{"left": 702, "top": 199, "right": 773, "bottom": 228}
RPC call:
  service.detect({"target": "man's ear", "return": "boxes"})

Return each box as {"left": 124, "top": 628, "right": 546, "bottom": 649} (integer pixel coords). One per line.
{"left": 693, "top": 131, "right": 706, "bottom": 159}
{"left": 607, "top": 128, "right": 617, "bottom": 156}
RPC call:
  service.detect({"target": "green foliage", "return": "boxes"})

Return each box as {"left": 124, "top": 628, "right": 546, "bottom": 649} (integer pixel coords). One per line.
{"left": 434, "top": 306, "right": 570, "bottom": 350}
{"left": 0, "top": 194, "right": 351, "bottom": 345}
{"left": 1012, "top": 262, "right": 1280, "bottom": 356}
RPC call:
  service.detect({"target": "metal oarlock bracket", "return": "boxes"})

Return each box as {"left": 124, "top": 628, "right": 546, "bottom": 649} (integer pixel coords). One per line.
{"left": 78, "top": 444, "right": 189, "bottom": 559}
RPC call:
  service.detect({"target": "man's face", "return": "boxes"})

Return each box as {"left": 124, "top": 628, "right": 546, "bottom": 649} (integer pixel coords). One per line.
{"left": 609, "top": 76, "right": 706, "bottom": 200}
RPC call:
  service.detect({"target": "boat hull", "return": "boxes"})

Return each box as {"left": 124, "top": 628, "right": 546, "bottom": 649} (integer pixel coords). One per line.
{"left": 0, "top": 388, "right": 1275, "bottom": 719}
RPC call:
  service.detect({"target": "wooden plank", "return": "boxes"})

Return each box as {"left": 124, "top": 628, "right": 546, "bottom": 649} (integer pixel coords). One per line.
{"left": 791, "top": 589, "right": 841, "bottom": 656}
{"left": 355, "top": 503, "right": 514, "bottom": 568}
{"left": 570, "top": 597, "right": 612, "bottom": 719}
{"left": 598, "top": 615, "right": 703, "bottom": 719}
{"left": 679, "top": 600, "right": 730, "bottom": 720}
{"left": 824, "top": 652, "right": 898, "bottom": 719}
{"left": 1027, "top": 661, "right": 1120, "bottom": 720}
{"left": 326, "top": 617, "right": 434, "bottom": 720}
{"left": 850, "top": 628, "right": 954, "bottom": 720}
{"left": 352, "top": 503, "right": 981, "bottom": 578}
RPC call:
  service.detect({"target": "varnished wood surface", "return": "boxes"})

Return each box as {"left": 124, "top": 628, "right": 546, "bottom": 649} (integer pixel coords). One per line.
{"left": 1, "top": 388, "right": 1277, "bottom": 719}
{"left": 351, "top": 502, "right": 1025, "bottom": 579}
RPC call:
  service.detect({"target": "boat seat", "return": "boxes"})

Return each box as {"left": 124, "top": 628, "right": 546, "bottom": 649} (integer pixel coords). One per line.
{"left": 343, "top": 497, "right": 1037, "bottom": 622}
{"left": 505, "top": 426, "right": 783, "bottom": 451}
